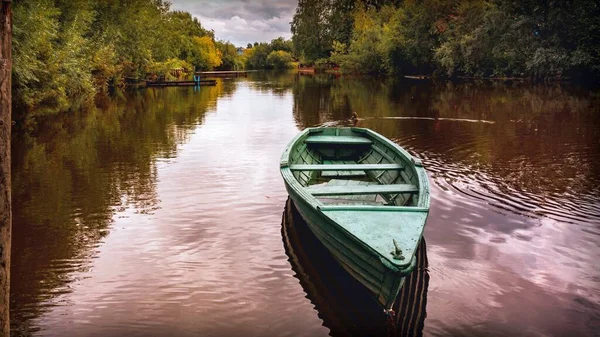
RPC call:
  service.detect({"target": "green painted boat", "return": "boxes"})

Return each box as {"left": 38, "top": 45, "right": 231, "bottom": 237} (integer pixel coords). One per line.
{"left": 280, "top": 127, "right": 430, "bottom": 311}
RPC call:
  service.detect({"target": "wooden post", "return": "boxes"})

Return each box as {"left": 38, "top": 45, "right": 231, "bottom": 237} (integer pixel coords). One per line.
{"left": 0, "top": 1, "right": 10, "bottom": 336}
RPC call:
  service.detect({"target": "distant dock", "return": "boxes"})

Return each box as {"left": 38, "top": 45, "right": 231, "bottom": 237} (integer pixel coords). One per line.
{"left": 195, "top": 70, "right": 248, "bottom": 78}
{"left": 145, "top": 79, "right": 217, "bottom": 87}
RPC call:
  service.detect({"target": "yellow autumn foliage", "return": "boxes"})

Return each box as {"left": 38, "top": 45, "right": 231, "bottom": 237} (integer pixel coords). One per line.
{"left": 190, "top": 36, "right": 222, "bottom": 70}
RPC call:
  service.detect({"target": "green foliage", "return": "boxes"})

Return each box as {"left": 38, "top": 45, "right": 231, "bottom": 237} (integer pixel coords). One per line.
{"left": 267, "top": 51, "right": 294, "bottom": 69}
{"left": 291, "top": 0, "right": 400, "bottom": 64}
{"left": 329, "top": 41, "right": 348, "bottom": 66}
{"left": 90, "top": 43, "right": 121, "bottom": 91}
{"left": 435, "top": 1, "right": 534, "bottom": 77}
{"left": 216, "top": 41, "right": 244, "bottom": 71}
{"left": 291, "top": 0, "right": 332, "bottom": 63}
{"left": 245, "top": 43, "right": 273, "bottom": 69}
{"left": 313, "top": 58, "right": 331, "bottom": 71}
{"left": 270, "top": 37, "right": 294, "bottom": 54}
{"left": 147, "top": 58, "right": 193, "bottom": 81}
{"left": 328, "top": 0, "right": 356, "bottom": 47}
{"left": 292, "top": 0, "right": 599, "bottom": 80}
{"left": 12, "top": 0, "right": 231, "bottom": 118}
{"left": 14, "top": 1, "right": 106, "bottom": 114}
{"left": 243, "top": 38, "right": 295, "bottom": 70}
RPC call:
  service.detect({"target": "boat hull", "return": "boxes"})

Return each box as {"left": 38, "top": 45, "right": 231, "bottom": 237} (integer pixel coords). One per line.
{"left": 279, "top": 127, "right": 429, "bottom": 310}
{"left": 284, "top": 182, "right": 415, "bottom": 310}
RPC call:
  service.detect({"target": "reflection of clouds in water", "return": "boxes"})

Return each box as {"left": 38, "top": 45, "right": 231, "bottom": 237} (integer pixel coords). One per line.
{"left": 426, "top": 151, "right": 600, "bottom": 288}
{"left": 426, "top": 179, "right": 599, "bottom": 336}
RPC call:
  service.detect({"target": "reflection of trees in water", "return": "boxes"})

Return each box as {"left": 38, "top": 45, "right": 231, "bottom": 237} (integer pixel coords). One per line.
{"left": 246, "top": 71, "right": 297, "bottom": 97}
{"left": 291, "top": 77, "right": 600, "bottom": 220}
{"left": 10, "top": 83, "right": 232, "bottom": 335}
{"left": 292, "top": 74, "right": 353, "bottom": 127}
{"left": 424, "top": 82, "right": 600, "bottom": 197}
{"left": 282, "top": 199, "right": 429, "bottom": 337}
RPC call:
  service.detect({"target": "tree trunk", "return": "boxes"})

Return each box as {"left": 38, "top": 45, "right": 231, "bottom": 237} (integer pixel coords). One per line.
{"left": 0, "top": 1, "right": 10, "bottom": 336}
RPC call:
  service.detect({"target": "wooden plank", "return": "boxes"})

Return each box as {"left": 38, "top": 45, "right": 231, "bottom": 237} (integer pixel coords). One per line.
{"left": 351, "top": 181, "right": 378, "bottom": 202}
{"left": 305, "top": 135, "right": 372, "bottom": 145}
{"left": 321, "top": 160, "right": 366, "bottom": 178}
{"left": 306, "top": 184, "right": 418, "bottom": 196}
{"left": 290, "top": 164, "right": 404, "bottom": 171}
{"left": 313, "top": 179, "right": 381, "bottom": 204}
{"left": 343, "top": 160, "right": 365, "bottom": 176}
{"left": 321, "top": 179, "right": 350, "bottom": 201}
{"left": 317, "top": 178, "right": 348, "bottom": 200}
{"left": 145, "top": 80, "right": 216, "bottom": 87}
{"left": 320, "top": 160, "right": 339, "bottom": 178}
{"left": 318, "top": 199, "right": 383, "bottom": 206}
{"left": 195, "top": 70, "right": 248, "bottom": 76}
{"left": 318, "top": 205, "right": 429, "bottom": 212}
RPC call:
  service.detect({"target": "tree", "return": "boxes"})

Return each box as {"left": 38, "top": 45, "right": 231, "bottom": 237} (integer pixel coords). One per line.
{"left": 245, "top": 42, "right": 272, "bottom": 69}
{"left": 10, "top": 0, "right": 241, "bottom": 118}
{"left": 215, "top": 40, "right": 242, "bottom": 70}
{"left": 270, "top": 37, "right": 293, "bottom": 53}
{"left": 291, "top": 0, "right": 331, "bottom": 63}
{"left": 267, "top": 50, "right": 293, "bottom": 69}
{"left": 188, "top": 36, "right": 222, "bottom": 70}
{"left": 12, "top": 0, "right": 69, "bottom": 115}
{"left": 0, "top": 1, "right": 11, "bottom": 336}
{"left": 328, "top": 0, "right": 356, "bottom": 47}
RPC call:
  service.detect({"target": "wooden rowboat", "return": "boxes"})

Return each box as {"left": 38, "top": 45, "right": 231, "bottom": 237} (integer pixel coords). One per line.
{"left": 280, "top": 127, "right": 430, "bottom": 311}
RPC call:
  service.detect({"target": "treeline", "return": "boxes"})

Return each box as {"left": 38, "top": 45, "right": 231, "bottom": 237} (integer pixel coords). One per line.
{"left": 242, "top": 37, "right": 295, "bottom": 70}
{"left": 292, "top": 0, "right": 600, "bottom": 79}
{"left": 12, "top": 0, "right": 241, "bottom": 118}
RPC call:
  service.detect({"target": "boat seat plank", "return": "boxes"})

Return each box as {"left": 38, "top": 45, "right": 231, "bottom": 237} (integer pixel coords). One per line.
{"left": 290, "top": 164, "right": 404, "bottom": 171}
{"left": 343, "top": 160, "right": 367, "bottom": 177}
{"left": 319, "top": 199, "right": 383, "bottom": 206}
{"left": 321, "top": 160, "right": 366, "bottom": 177}
{"left": 306, "top": 184, "right": 418, "bottom": 196}
{"left": 311, "top": 179, "right": 350, "bottom": 200}
{"left": 305, "top": 135, "right": 373, "bottom": 145}
{"left": 314, "top": 179, "right": 379, "bottom": 203}
{"left": 348, "top": 180, "right": 377, "bottom": 202}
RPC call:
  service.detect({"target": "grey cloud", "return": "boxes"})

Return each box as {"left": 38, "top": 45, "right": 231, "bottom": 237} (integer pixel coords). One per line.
{"left": 169, "top": 0, "right": 297, "bottom": 21}
{"left": 169, "top": 0, "right": 296, "bottom": 46}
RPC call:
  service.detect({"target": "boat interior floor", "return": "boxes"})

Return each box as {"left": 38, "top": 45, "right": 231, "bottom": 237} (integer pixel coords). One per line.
{"left": 311, "top": 179, "right": 386, "bottom": 206}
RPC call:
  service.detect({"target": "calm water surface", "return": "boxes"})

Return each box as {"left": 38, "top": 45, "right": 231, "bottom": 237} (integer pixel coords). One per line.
{"left": 11, "top": 73, "right": 600, "bottom": 336}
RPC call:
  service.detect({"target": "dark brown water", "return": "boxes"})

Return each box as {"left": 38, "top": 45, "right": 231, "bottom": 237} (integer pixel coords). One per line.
{"left": 11, "top": 73, "right": 600, "bottom": 336}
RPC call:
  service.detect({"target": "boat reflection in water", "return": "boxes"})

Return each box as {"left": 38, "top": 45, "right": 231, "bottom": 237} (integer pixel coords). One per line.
{"left": 282, "top": 199, "right": 429, "bottom": 337}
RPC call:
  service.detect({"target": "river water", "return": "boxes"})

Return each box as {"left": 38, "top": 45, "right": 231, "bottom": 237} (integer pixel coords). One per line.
{"left": 10, "top": 72, "right": 600, "bottom": 336}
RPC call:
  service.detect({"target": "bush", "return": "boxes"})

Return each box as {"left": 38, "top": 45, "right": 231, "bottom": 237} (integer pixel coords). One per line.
{"left": 266, "top": 50, "right": 293, "bottom": 69}
{"left": 147, "top": 58, "right": 193, "bottom": 81}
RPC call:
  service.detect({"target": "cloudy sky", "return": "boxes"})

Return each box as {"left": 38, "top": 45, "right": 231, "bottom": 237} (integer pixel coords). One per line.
{"left": 169, "top": 0, "right": 297, "bottom": 47}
